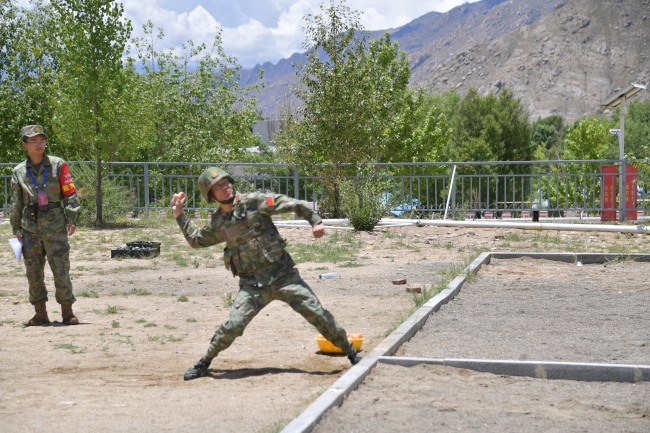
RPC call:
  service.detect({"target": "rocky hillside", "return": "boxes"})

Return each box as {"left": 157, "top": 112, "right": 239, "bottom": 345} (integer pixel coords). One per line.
{"left": 243, "top": 0, "right": 650, "bottom": 123}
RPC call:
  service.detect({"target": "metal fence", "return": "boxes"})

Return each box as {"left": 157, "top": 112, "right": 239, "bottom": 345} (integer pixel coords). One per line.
{"left": 2, "top": 160, "right": 649, "bottom": 220}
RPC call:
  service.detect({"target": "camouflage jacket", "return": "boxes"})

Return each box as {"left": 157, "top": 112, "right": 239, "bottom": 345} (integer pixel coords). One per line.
{"left": 176, "top": 191, "right": 322, "bottom": 284}
{"left": 9, "top": 155, "right": 81, "bottom": 236}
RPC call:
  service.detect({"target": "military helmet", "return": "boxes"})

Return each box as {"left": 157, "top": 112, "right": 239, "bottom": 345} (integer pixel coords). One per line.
{"left": 198, "top": 167, "right": 234, "bottom": 202}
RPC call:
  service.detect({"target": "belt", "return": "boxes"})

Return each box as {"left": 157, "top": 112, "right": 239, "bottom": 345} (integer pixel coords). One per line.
{"left": 38, "top": 202, "right": 61, "bottom": 210}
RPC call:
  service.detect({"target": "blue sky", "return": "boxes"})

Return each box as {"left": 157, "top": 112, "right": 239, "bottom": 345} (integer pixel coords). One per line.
{"left": 120, "top": 0, "right": 480, "bottom": 68}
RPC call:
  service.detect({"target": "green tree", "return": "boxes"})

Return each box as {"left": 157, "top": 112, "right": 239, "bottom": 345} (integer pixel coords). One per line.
{"left": 446, "top": 87, "right": 532, "bottom": 210}
{"left": 531, "top": 115, "right": 565, "bottom": 160}
{"left": 447, "top": 88, "right": 532, "bottom": 163}
{"left": 548, "top": 116, "right": 614, "bottom": 209}
{"left": 281, "top": 2, "right": 411, "bottom": 165}
{"left": 610, "top": 99, "right": 650, "bottom": 160}
{"left": 563, "top": 116, "right": 613, "bottom": 160}
{"left": 276, "top": 0, "right": 413, "bottom": 217}
{"left": 0, "top": 0, "right": 57, "bottom": 162}
{"left": 48, "top": 0, "right": 132, "bottom": 224}
{"left": 128, "top": 23, "right": 263, "bottom": 163}
{"left": 384, "top": 91, "right": 453, "bottom": 164}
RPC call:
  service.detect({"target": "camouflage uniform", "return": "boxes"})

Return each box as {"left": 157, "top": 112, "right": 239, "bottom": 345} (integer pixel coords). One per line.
{"left": 176, "top": 191, "right": 357, "bottom": 362}
{"left": 10, "top": 153, "right": 81, "bottom": 306}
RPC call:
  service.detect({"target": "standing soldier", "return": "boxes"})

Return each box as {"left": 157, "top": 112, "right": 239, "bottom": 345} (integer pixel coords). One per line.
{"left": 9, "top": 125, "right": 81, "bottom": 326}
{"left": 171, "top": 167, "right": 361, "bottom": 381}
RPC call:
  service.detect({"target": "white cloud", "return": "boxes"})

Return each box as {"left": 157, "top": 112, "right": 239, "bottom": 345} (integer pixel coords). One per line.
{"left": 121, "top": 0, "right": 479, "bottom": 68}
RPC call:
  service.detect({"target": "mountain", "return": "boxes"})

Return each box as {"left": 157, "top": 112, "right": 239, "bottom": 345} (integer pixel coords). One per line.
{"left": 242, "top": 0, "right": 650, "bottom": 123}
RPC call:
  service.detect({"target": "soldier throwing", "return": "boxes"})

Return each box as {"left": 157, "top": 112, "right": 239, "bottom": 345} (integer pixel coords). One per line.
{"left": 9, "top": 125, "right": 81, "bottom": 326}
{"left": 172, "top": 167, "right": 361, "bottom": 381}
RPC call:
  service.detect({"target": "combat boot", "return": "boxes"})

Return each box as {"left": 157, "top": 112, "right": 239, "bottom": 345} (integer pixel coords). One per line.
{"left": 184, "top": 358, "right": 211, "bottom": 381}
{"left": 27, "top": 303, "right": 50, "bottom": 326}
{"left": 348, "top": 349, "right": 362, "bottom": 365}
{"left": 61, "top": 304, "right": 79, "bottom": 325}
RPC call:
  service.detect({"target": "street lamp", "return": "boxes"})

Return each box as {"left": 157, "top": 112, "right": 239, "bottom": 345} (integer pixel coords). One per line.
{"left": 601, "top": 83, "right": 646, "bottom": 221}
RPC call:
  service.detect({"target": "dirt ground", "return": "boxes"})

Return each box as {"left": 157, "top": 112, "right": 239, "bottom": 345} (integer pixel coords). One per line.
{"left": 1, "top": 218, "right": 649, "bottom": 432}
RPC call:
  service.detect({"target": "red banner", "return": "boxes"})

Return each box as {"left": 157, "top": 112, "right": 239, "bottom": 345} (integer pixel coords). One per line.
{"left": 601, "top": 164, "right": 617, "bottom": 221}
{"left": 626, "top": 165, "right": 638, "bottom": 220}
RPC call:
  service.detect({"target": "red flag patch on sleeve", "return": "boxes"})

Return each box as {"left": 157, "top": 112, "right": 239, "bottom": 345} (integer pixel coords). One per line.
{"left": 59, "top": 162, "right": 77, "bottom": 196}
{"left": 266, "top": 196, "right": 275, "bottom": 207}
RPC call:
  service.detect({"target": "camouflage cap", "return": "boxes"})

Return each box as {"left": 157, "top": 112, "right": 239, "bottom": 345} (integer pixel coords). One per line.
{"left": 21, "top": 125, "right": 47, "bottom": 139}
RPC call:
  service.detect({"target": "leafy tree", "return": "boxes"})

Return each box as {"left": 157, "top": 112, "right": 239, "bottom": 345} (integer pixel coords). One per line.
{"left": 545, "top": 116, "right": 614, "bottom": 210}
{"left": 447, "top": 87, "right": 532, "bottom": 163}
{"left": 609, "top": 99, "right": 650, "bottom": 160}
{"left": 384, "top": 91, "right": 453, "bottom": 164}
{"left": 531, "top": 115, "right": 565, "bottom": 160}
{"left": 128, "top": 23, "right": 264, "bottom": 163}
{"left": 446, "top": 87, "right": 532, "bottom": 210}
{"left": 0, "top": 0, "right": 58, "bottom": 162}
{"left": 280, "top": 3, "right": 411, "bottom": 165}
{"left": 276, "top": 0, "right": 414, "bottom": 217}
{"left": 48, "top": 0, "right": 132, "bottom": 224}
{"left": 563, "top": 116, "right": 613, "bottom": 160}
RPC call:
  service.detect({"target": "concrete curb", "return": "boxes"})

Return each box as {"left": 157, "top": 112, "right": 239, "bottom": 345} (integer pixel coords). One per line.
{"left": 280, "top": 251, "right": 648, "bottom": 433}
{"left": 491, "top": 251, "right": 650, "bottom": 264}
{"left": 378, "top": 357, "right": 650, "bottom": 382}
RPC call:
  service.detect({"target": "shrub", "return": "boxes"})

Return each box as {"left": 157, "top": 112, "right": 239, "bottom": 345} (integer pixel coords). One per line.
{"left": 71, "top": 162, "right": 128, "bottom": 226}
{"left": 339, "top": 165, "right": 389, "bottom": 231}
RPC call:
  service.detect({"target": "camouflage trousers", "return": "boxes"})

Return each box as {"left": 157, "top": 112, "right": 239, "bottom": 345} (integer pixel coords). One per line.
{"left": 22, "top": 228, "right": 76, "bottom": 305}
{"left": 203, "top": 269, "right": 354, "bottom": 361}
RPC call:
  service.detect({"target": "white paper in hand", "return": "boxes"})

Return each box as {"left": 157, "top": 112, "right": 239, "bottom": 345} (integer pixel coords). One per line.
{"left": 9, "top": 237, "right": 22, "bottom": 262}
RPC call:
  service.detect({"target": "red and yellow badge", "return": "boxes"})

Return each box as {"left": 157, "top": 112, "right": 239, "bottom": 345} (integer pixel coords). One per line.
{"left": 266, "top": 196, "right": 275, "bottom": 207}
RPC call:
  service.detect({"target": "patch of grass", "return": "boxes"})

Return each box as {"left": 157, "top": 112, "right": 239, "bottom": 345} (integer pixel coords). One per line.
{"left": 223, "top": 292, "right": 234, "bottom": 307}
{"left": 77, "top": 290, "right": 99, "bottom": 298}
{"left": 144, "top": 322, "right": 158, "bottom": 328}
{"left": 381, "top": 230, "right": 404, "bottom": 239}
{"left": 169, "top": 252, "right": 189, "bottom": 267}
{"left": 186, "top": 318, "right": 197, "bottom": 323}
{"left": 98, "top": 234, "right": 115, "bottom": 244}
{"left": 135, "top": 319, "right": 147, "bottom": 324}
{"left": 177, "top": 295, "right": 189, "bottom": 302}
{"left": 409, "top": 254, "right": 480, "bottom": 310}
{"left": 97, "top": 265, "right": 152, "bottom": 275}
{"left": 103, "top": 305, "right": 124, "bottom": 315}
{"left": 111, "top": 320, "right": 120, "bottom": 328}
{"left": 113, "top": 333, "right": 134, "bottom": 347}
{"left": 54, "top": 343, "right": 84, "bottom": 354}
{"left": 0, "top": 291, "right": 18, "bottom": 297}
{"left": 148, "top": 334, "right": 185, "bottom": 344}
{"left": 128, "top": 288, "right": 152, "bottom": 296}
{"left": 607, "top": 244, "right": 637, "bottom": 254}
{"left": 260, "top": 420, "right": 289, "bottom": 433}
{"left": 287, "top": 231, "right": 361, "bottom": 263}
{"left": 500, "top": 232, "right": 589, "bottom": 252}
{"left": 164, "top": 324, "right": 177, "bottom": 330}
